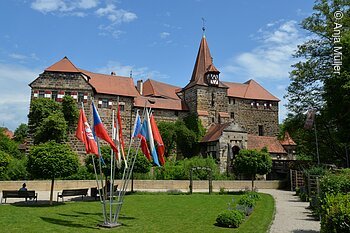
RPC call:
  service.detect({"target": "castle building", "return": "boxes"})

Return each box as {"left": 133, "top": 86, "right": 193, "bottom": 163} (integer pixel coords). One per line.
{"left": 28, "top": 34, "right": 295, "bottom": 173}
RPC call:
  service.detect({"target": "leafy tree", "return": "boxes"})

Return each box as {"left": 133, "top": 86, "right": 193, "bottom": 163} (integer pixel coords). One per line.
{"left": 13, "top": 123, "right": 28, "bottom": 143}
{"left": 4, "top": 157, "right": 28, "bottom": 180}
{"left": 175, "top": 120, "right": 197, "bottom": 158}
{"left": 234, "top": 149, "right": 272, "bottom": 190}
{"left": 183, "top": 113, "right": 206, "bottom": 141}
{"left": 34, "top": 112, "right": 67, "bottom": 144}
{"left": 158, "top": 121, "right": 177, "bottom": 157}
{"left": 0, "top": 151, "right": 11, "bottom": 180}
{"left": 284, "top": 0, "right": 350, "bottom": 166}
{"left": 62, "top": 95, "right": 79, "bottom": 131}
{"left": 27, "top": 141, "right": 79, "bottom": 205}
{"left": 28, "top": 98, "right": 61, "bottom": 132}
{"left": 0, "top": 128, "right": 22, "bottom": 159}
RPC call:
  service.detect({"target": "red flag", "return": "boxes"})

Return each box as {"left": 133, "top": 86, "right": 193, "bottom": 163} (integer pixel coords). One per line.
{"left": 304, "top": 109, "right": 316, "bottom": 129}
{"left": 75, "top": 108, "right": 99, "bottom": 156}
{"left": 92, "top": 102, "right": 118, "bottom": 154}
{"left": 150, "top": 114, "right": 165, "bottom": 165}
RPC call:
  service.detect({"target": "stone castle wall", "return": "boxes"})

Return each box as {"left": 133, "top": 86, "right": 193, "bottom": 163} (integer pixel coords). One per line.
{"left": 227, "top": 98, "right": 279, "bottom": 136}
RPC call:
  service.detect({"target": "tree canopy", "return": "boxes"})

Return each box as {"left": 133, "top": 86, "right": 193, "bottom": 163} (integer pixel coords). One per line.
{"left": 283, "top": 0, "right": 350, "bottom": 166}
{"left": 234, "top": 149, "right": 272, "bottom": 190}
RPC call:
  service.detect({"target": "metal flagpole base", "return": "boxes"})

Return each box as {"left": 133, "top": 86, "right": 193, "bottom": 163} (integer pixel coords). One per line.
{"left": 98, "top": 222, "right": 122, "bottom": 228}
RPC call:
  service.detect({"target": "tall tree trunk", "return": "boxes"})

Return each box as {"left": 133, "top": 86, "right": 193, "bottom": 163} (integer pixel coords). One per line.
{"left": 50, "top": 178, "right": 55, "bottom": 205}
{"left": 251, "top": 174, "right": 255, "bottom": 191}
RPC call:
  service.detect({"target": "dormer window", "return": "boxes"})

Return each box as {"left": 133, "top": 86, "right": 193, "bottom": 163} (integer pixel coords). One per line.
{"left": 206, "top": 72, "right": 219, "bottom": 86}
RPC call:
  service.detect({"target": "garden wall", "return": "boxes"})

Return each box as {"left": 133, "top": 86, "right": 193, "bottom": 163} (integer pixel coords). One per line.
{"left": 0, "top": 180, "right": 285, "bottom": 192}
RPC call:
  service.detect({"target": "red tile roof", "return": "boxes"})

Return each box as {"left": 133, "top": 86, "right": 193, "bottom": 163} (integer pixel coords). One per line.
{"left": 143, "top": 79, "right": 180, "bottom": 100}
{"left": 197, "top": 110, "right": 209, "bottom": 116}
{"left": 201, "top": 123, "right": 230, "bottom": 142}
{"left": 219, "top": 112, "right": 230, "bottom": 118}
{"left": 2, "top": 128, "right": 14, "bottom": 139}
{"left": 45, "top": 56, "right": 80, "bottom": 73}
{"left": 134, "top": 96, "right": 188, "bottom": 111}
{"left": 223, "top": 79, "right": 279, "bottom": 101}
{"left": 247, "top": 134, "right": 286, "bottom": 154}
{"left": 80, "top": 69, "right": 139, "bottom": 97}
{"left": 279, "top": 132, "right": 297, "bottom": 146}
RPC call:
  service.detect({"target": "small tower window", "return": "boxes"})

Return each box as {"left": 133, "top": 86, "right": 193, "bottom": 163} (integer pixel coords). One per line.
{"left": 206, "top": 73, "right": 219, "bottom": 86}
{"left": 51, "top": 91, "right": 58, "bottom": 101}
{"left": 258, "top": 125, "right": 264, "bottom": 136}
{"left": 230, "top": 112, "right": 235, "bottom": 119}
{"left": 211, "top": 93, "right": 215, "bottom": 107}
{"left": 38, "top": 90, "right": 45, "bottom": 98}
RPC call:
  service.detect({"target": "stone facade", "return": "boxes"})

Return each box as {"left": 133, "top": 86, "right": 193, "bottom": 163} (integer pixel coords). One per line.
{"left": 27, "top": 35, "right": 285, "bottom": 170}
{"left": 228, "top": 98, "right": 279, "bottom": 137}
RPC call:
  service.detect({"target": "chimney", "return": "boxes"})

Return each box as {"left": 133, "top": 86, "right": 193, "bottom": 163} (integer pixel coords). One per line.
{"left": 137, "top": 80, "right": 143, "bottom": 95}
{"left": 111, "top": 71, "right": 116, "bottom": 76}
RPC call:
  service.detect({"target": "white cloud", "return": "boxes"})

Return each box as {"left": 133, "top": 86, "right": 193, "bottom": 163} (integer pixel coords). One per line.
{"left": 222, "top": 20, "right": 305, "bottom": 81}
{"left": 31, "top": 0, "right": 99, "bottom": 14}
{"left": 160, "top": 32, "right": 170, "bottom": 39}
{"left": 96, "top": 61, "right": 169, "bottom": 81}
{"left": 8, "top": 53, "right": 39, "bottom": 61}
{"left": 221, "top": 20, "right": 308, "bottom": 122}
{"left": 0, "top": 63, "right": 39, "bottom": 131}
{"left": 95, "top": 4, "right": 137, "bottom": 23}
{"left": 30, "top": 1, "right": 137, "bottom": 39}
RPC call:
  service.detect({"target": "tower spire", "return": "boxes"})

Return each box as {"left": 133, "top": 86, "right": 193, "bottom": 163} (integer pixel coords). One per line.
{"left": 201, "top": 17, "right": 206, "bottom": 37}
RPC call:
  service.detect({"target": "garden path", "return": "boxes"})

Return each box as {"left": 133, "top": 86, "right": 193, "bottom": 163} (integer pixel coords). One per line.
{"left": 262, "top": 189, "right": 320, "bottom": 233}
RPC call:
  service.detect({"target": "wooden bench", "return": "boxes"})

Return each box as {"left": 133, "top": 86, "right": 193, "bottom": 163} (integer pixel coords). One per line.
{"left": 91, "top": 185, "right": 118, "bottom": 200}
{"left": 57, "top": 188, "right": 88, "bottom": 202}
{"left": 1, "top": 190, "right": 38, "bottom": 204}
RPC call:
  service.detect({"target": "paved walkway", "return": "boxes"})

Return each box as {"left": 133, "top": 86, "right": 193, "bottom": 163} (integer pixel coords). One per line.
{"left": 262, "top": 189, "right": 320, "bottom": 233}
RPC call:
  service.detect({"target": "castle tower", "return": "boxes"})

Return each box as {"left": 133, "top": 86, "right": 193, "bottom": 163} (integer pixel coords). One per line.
{"left": 181, "top": 35, "right": 229, "bottom": 128}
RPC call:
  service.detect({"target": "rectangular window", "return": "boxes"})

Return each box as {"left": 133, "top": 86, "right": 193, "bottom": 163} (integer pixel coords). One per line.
{"left": 102, "top": 99, "right": 108, "bottom": 108}
{"left": 38, "top": 90, "right": 45, "bottom": 98}
{"left": 207, "top": 142, "right": 217, "bottom": 158}
{"left": 78, "top": 92, "right": 84, "bottom": 103}
{"left": 230, "top": 112, "right": 235, "bottom": 119}
{"left": 258, "top": 125, "right": 264, "bottom": 136}
{"left": 229, "top": 98, "right": 235, "bottom": 105}
{"left": 51, "top": 91, "right": 58, "bottom": 101}
{"left": 119, "top": 104, "right": 125, "bottom": 111}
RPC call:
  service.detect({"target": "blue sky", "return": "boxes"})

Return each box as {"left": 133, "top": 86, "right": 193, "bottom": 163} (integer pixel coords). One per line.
{"left": 0, "top": 0, "right": 315, "bottom": 131}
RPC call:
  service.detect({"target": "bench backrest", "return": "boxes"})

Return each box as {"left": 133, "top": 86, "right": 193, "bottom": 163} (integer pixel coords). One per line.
{"left": 2, "top": 190, "right": 36, "bottom": 198}
{"left": 62, "top": 189, "right": 88, "bottom": 196}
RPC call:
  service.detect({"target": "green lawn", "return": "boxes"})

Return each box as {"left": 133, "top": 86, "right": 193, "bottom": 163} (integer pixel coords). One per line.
{"left": 0, "top": 193, "right": 274, "bottom": 233}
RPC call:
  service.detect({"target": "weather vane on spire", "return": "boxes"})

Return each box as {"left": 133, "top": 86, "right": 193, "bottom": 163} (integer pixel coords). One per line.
{"left": 202, "top": 17, "right": 206, "bottom": 36}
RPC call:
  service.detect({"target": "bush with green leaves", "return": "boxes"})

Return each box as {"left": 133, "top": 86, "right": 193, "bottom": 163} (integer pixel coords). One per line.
{"left": 320, "top": 193, "right": 350, "bottom": 233}
{"left": 216, "top": 209, "right": 245, "bottom": 228}
{"left": 61, "top": 95, "right": 79, "bottom": 131}
{"left": 34, "top": 112, "right": 67, "bottom": 144}
{"left": 28, "top": 141, "right": 79, "bottom": 204}
{"left": 0, "top": 128, "right": 23, "bottom": 159}
{"left": 13, "top": 123, "right": 28, "bottom": 143}
{"left": 238, "top": 193, "right": 258, "bottom": 208}
{"left": 234, "top": 149, "right": 272, "bottom": 190}
{"left": 319, "top": 169, "right": 350, "bottom": 198}
{"left": 154, "top": 156, "right": 221, "bottom": 180}
{"left": 4, "top": 157, "right": 28, "bottom": 180}
{"left": 0, "top": 151, "right": 11, "bottom": 180}
{"left": 28, "top": 98, "right": 62, "bottom": 132}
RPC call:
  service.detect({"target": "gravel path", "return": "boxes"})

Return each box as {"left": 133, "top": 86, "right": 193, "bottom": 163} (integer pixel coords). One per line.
{"left": 262, "top": 189, "right": 320, "bottom": 233}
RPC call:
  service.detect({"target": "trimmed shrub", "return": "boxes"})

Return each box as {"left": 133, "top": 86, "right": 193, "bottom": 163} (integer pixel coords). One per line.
{"left": 319, "top": 169, "right": 350, "bottom": 198}
{"left": 320, "top": 193, "right": 350, "bottom": 233}
{"left": 216, "top": 209, "right": 245, "bottom": 228}
{"left": 238, "top": 194, "right": 257, "bottom": 208}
